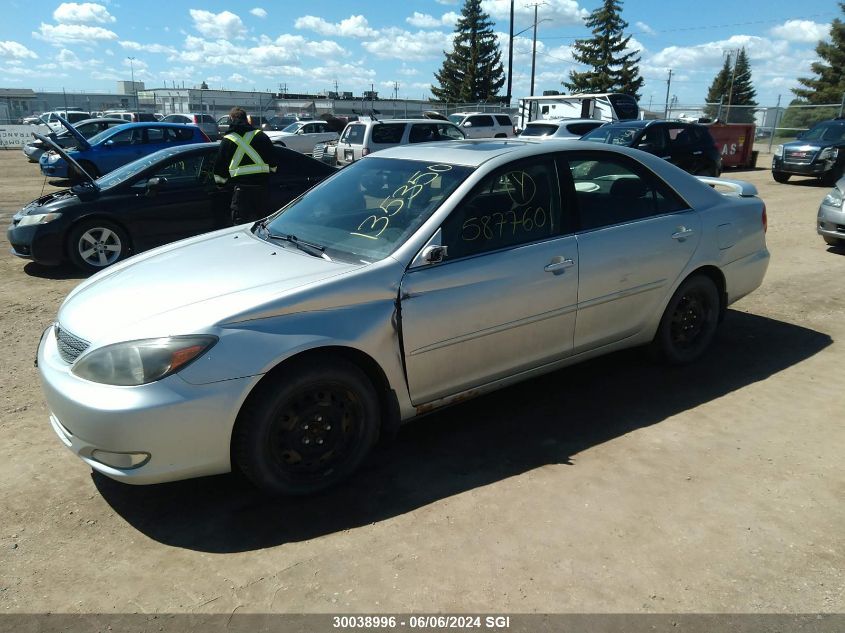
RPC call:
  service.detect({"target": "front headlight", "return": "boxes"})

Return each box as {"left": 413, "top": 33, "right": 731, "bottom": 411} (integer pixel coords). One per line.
{"left": 17, "top": 212, "right": 62, "bottom": 226}
{"left": 72, "top": 335, "right": 217, "bottom": 386}
{"left": 47, "top": 152, "right": 61, "bottom": 163}
{"left": 774, "top": 145, "right": 783, "bottom": 157}
{"left": 823, "top": 188, "right": 844, "bottom": 209}
{"left": 819, "top": 147, "right": 839, "bottom": 161}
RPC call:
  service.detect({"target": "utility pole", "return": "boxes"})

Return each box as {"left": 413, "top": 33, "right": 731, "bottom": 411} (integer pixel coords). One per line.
{"left": 529, "top": 2, "right": 540, "bottom": 98}
{"left": 663, "top": 69, "right": 672, "bottom": 118}
{"left": 724, "top": 49, "right": 739, "bottom": 124}
{"left": 506, "top": 0, "right": 514, "bottom": 105}
{"left": 127, "top": 57, "right": 138, "bottom": 117}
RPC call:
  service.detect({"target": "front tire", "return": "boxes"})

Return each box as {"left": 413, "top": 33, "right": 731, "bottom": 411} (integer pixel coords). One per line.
{"left": 823, "top": 235, "right": 845, "bottom": 247}
{"left": 772, "top": 171, "right": 790, "bottom": 183}
{"left": 233, "top": 358, "right": 380, "bottom": 495}
{"left": 68, "top": 219, "right": 129, "bottom": 273}
{"left": 651, "top": 275, "right": 720, "bottom": 365}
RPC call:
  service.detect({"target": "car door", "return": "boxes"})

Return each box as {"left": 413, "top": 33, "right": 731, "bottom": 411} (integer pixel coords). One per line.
{"left": 563, "top": 151, "right": 701, "bottom": 352}
{"left": 666, "top": 124, "right": 700, "bottom": 173}
{"left": 400, "top": 157, "right": 579, "bottom": 405}
{"left": 124, "top": 151, "right": 220, "bottom": 249}
{"left": 97, "top": 127, "right": 146, "bottom": 173}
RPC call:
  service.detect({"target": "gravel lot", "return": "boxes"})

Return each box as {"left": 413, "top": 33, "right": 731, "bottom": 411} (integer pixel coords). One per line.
{"left": 0, "top": 148, "right": 843, "bottom": 616}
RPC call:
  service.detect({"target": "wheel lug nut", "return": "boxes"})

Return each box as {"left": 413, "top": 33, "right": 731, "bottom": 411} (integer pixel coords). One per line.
{"left": 316, "top": 439, "right": 324, "bottom": 445}
{"left": 316, "top": 415, "right": 323, "bottom": 422}
{"left": 303, "top": 438, "right": 310, "bottom": 445}
{"left": 325, "top": 424, "right": 331, "bottom": 431}
{"left": 303, "top": 424, "right": 309, "bottom": 430}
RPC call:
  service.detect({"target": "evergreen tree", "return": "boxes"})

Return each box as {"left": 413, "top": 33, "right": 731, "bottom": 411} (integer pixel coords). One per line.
{"left": 704, "top": 56, "right": 732, "bottom": 120}
{"left": 563, "top": 0, "right": 644, "bottom": 100}
{"left": 431, "top": 0, "right": 505, "bottom": 103}
{"left": 724, "top": 48, "right": 757, "bottom": 123}
{"left": 792, "top": 2, "right": 845, "bottom": 104}
{"left": 702, "top": 49, "right": 757, "bottom": 123}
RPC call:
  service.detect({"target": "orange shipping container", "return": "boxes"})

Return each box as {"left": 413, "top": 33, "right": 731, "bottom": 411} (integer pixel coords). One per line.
{"left": 708, "top": 122, "right": 757, "bottom": 168}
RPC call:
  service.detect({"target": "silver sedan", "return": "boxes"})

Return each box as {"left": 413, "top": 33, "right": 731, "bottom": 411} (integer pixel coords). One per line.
{"left": 38, "top": 139, "right": 770, "bottom": 495}
{"left": 817, "top": 177, "right": 845, "bottom": 247}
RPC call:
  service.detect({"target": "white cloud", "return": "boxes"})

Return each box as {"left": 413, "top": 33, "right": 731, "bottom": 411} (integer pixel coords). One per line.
{"left": 53, "top": 2, "right": 115, "bottom": 24}
{"left": 189, "top": 9, "right": 247, "bottom": 40}
{"left": 406, "top": 11, "right": 458, "bottom": 29}
{"left": 121, "top": 40, "right": 176, "bottom": 54}
{"left": 105, "top": 48, "right": 114, "bottom": 56}
{"left": 250, "top": 8, "right": 267, "bottom": 19}
{"left": 769, "top": 20, "right": 829, "bottom": 44}
{"left": 482, "top": 0, "right": 588, "bottom": 27}
{"left": 172, "top": 34, "right": 346, "bottom": 68}
{"left": 0, "top": 40, "right": 38, "bottom": 60}
{"left": 435, "top": 0, "right": 458, "bottom": 4}
{"left": 57, "top": 48, "right": 80, "bottom": 67}
{"left": 173, "top": 35, "right": 244, "bottom": 65}
{"left": 635, "top": 21, "right": 655, "bottom": 36}
{"left": 229, "top": 72, "right": 250, "bottom": 83}
{"left": 362, "top": 28, "right": 453, "bottom": 60}
{"left": 398, "top": 64, "right": 419, "bottom": 76}
{"left": 649, "top": 35, "right": 789, "bottom": 70}
{"left": 34, "top": 23, "right": 118, "bottom": 45}
{"left": 294, "top": 14, "right": 378, "bottom": 38}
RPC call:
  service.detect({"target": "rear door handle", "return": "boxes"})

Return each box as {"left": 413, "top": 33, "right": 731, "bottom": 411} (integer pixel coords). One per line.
{"left": 672, "top": 227, "right": 695, "bottom": 240}
{"left": 544, "top": 258, "right": 575, "bottom": 272}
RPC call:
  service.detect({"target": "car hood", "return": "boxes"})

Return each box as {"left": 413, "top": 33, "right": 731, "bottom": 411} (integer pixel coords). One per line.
{"left": 34, "top": 132, "right": 96, "bottom": 183}
{"left": 58, "top": 226, "right": 366, "bottom": 344}
{"left": 57, "top": 115, "right": 91, "bottom": 150}
{"left": 782, "top": 138, "right": 843, "bottom": 150}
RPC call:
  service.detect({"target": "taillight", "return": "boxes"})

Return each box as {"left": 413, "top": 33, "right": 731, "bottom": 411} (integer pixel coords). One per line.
{"left": 762, "top": 204, "right": 767, "bottom": 233}
{"left": 192, "top": 115, "right": 199, "bottom": 124}
{"left": 362, "top": 148, "right": 370, "bottom": 156}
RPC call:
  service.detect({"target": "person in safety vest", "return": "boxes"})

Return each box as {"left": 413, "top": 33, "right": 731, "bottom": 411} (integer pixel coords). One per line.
{"left": 213, "top": 107, "right": 278, "bottom": 225}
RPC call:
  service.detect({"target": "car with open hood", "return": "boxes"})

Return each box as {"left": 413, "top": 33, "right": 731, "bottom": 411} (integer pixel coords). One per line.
{"left": 39, "top": 119, "right": 210, "bottom": 181}
{"left": 37, "top": 138, "right": 769, "bottom": 495}
{"left": 10, "top": 134, "right": 335, "bottom": 272}
{"left": 23, "top": 117, "right": 126, "bottom": 163}
{"left": 772, "top": 118, "right": 845, "bottom": 185}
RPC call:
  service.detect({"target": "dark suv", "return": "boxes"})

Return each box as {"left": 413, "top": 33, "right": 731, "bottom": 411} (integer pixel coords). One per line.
{"left": 772, "top": 119, "right": 845, "bottom": 185}
{"left": 580, "top": 120, "right": 722, "bottom": 176}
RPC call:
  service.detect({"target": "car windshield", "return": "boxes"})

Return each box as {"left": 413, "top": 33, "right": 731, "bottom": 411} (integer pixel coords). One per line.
{"left": 86, "top": 126, "right": 123, "bottom": 146}
{"left": 803, "top": 123, "right": 845, "bottom": 142}
{"left": 94, "top": 147, "right": 193, "bottom": 190}
{"left": 261, "top": 157, "right": 473, "bottom": 263}
{"left": 448, "top": 114, "right": 464, "bottom": 124}
{"left": 520, "top": 124, "right": 558, "bottom": 137}
{"left": 580, "top": 125, "right": 640, "bottom": 146}
{"left": 282, "top": 122, "right": 303, "bottom": 133}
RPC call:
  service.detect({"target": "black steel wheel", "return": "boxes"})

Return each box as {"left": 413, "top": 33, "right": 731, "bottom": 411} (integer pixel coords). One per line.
{"left": 651, "top": 275, "right": 720, "bottom": 365}
{"left": 234, "top": 358, "right": 380, "bottom": 495}
{"left": 772, "top": 171, "right": 791, "bottom": 184}
{"left": 67, "top": 219, "right": 129, "bottom": 273}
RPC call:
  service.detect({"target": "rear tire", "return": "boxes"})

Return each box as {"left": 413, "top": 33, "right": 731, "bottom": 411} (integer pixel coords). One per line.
{"left": 233, "top": 358, "right": 380, "bottom": 495}
{"left": 651, "top": 275, "right": 720, "bottom": 365}
{"left": 772, "top": 171, "right": 790, "bottom": 183}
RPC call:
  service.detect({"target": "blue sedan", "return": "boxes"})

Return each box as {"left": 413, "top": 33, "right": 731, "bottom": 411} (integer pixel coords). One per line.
{"left": 39, "top": 121, "right": 210, "bottom": 180}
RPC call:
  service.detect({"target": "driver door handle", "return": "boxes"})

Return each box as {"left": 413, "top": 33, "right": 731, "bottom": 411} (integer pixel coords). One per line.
{"left": 672, "top": 227, "right": 695, "bottom": 240}
{"left": 544, "top": 258, "right": 575, "bottom": 272}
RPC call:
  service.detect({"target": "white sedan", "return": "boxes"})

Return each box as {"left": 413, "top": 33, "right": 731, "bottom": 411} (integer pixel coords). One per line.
{"left": 265, "top": 121, "right": 339, "bottom": 155}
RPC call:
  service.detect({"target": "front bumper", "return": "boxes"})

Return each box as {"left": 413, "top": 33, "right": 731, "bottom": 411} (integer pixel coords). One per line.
{"left": 6, "top": 221, "right": 66, "bottom": 266}
{"left": 38, "top": 325, "right": 255, "bottom": 485}
{"left": 772, "top": 156, "right": 833, "bottom": 177}
{"left": 40, "top": 159, "right": 69, "bottom": 178}
{"left": 817, "top": 202, "right": 845, "bottom": 241}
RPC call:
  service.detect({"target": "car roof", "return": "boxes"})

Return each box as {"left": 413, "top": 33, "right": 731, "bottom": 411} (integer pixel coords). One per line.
{"left": 526, "top": 118, "right": 602, "bottom": 126}
{"left": 348, "top": 118, "right": 459, "bottom": 126}
{"left": 374, "top": 138, "right": 556, "bottom": 166}
{"left": 106, "top": 122, "right": 203, "bottom": 131}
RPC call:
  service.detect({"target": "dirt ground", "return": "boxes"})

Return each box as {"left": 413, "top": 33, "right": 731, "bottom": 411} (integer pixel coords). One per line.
{"left": 0, "top": 147, "right": 843, "bottom": 617}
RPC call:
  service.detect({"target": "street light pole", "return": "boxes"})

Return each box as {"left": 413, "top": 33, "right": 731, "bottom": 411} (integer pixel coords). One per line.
{"left": 529, "top": 3, "right": 539, "bottom": 97}
{"left": 127, "top": 56, "right": 137, "bottom": 117}
{"left": 506, "top": 0, "right": 514, "bottom": 106}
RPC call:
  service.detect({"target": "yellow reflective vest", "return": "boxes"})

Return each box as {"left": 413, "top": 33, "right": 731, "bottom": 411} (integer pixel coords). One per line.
{"left": 224, "top": 130, "right": 270, "bottom": 178}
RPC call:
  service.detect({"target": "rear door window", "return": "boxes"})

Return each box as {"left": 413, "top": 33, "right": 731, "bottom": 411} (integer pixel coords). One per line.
{"left": 466, "top": 115, "right": 494, "bottom": 128}
{"left": 495, "top": 115, "right": 512, "bottom": 126}
{"left": 371, "top": 123, "right": 406, "bottom": 144}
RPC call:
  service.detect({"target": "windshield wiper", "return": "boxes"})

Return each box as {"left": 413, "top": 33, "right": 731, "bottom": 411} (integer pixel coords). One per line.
{"left": 256, "top": 221, "right": 332, "bottom": 261}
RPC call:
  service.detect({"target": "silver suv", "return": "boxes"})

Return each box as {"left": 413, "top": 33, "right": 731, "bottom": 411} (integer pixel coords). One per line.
{"left": 335, "top": 118, "right": 465, "bottom": 166}
{"left": 447, "top": 112, "right": 515, "bottom": 138}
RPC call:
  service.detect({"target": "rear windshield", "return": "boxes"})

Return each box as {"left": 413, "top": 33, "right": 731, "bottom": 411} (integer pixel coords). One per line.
{"left": 371, "top": 123, "right": 406, "bottom": 144}
{"left": 568, "top": 122, "right": 604, "bottom": 135}
{"left": 340, "top": 124, "right": 366, "bottom": 144}
{"left": 521, "top": 124, "right": 558, "bottom": 137}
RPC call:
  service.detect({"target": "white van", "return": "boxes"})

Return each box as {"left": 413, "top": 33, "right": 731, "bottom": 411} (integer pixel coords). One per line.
{"left": 516, "top": 93, "right": 639, "bottom": 130}
{"left": 39, "top": 110, "right": 91, "bottom": 131}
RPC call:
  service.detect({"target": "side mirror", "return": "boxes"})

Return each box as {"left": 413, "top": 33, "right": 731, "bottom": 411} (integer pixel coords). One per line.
{"left": 145, "top": 176, "right": 167, "bottom": 196}
{"left": 422, "top": 244, "right": 448, "bottom": 264}
{"left": 104, "top": 139, "right": 115, "bottom": 147}
{"left": 463, "top": 122, "right": 473, "bottom": 127}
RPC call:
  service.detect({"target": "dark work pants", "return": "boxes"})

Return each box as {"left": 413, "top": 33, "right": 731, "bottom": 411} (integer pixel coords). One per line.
{"left": 230, "top": 184, "right": 269, "bottom": 225}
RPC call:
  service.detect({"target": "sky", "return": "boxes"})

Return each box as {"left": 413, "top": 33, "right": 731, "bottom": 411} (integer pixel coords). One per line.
{"left": 0, "top": 0, "right": 839, "bottom": 108}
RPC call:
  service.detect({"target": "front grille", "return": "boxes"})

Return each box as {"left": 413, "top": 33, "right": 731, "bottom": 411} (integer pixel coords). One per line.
{"left": 312, "top": 143, "right": 325, "bottom": 159}
{"left": 784, "top": 148, "right": 817, "bottom": 164}
{"left": 55, "top": 325, "right": 90, "bottom": 364}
